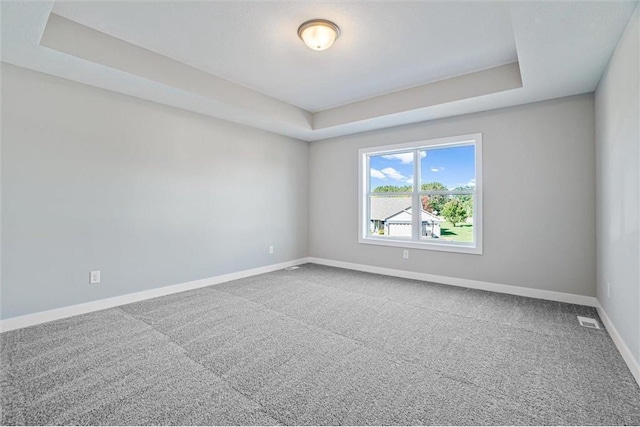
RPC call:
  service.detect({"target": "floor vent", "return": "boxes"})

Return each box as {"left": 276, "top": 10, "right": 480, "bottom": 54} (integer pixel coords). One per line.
{"left": 577, "top": 316, "right": 600, "bottom": 329}
{"left": 284, "top": 266, "right": 300, "bottom": 271}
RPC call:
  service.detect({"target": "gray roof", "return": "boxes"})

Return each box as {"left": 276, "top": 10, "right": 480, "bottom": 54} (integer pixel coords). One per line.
{"left": 370, "top": 197, "right": 443, "bottom": 223}
{"left": 388, "top": 207, "right": 443, "bottom": 224}
{"left": 370, "top": 197, "right": 412, "bottom": 221}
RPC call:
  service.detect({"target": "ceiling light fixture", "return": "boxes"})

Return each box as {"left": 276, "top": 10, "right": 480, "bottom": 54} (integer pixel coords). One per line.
{"left": 297, "top": 19, "right": 340, "bottom": 51}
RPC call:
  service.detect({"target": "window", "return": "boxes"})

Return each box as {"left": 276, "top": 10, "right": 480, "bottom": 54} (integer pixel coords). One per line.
{"left": 358, "top": 133, "right": 482, "bottom": 254}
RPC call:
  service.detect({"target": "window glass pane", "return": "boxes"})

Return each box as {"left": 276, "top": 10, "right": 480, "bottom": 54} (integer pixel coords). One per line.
{"left": 369, "top": 151, "right": 414, "bottom": 193}
{"left": 420, "top": 194, "right": 474, "bottom": 243}
{"left": 369, "top": 195, "right": 412, "bottom": 238}
{"left": 420, "top": 145, "right": 475, "bottom": 191}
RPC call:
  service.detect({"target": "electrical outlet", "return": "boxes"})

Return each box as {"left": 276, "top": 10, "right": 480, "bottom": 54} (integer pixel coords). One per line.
{"left": 403, "top": 249, "right": 409, "bottom": 259}
{"left": 90, "top": 271, "right": 101, "bottom": 284}
{"left": 269, "top": 245, "right": 274, "bottom": 254}
{"left": 607, "top": 282, "right": 611, "bottom": 298}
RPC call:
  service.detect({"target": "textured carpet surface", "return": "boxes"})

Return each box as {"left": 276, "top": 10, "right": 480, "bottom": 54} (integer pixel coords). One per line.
{"left": 2, "top": 263, "right": 639, "bottom": 425}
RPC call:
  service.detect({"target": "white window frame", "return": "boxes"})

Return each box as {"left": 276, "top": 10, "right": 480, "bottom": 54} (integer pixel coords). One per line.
{"left": 358, "top": 133, "right": 483, "bottom": 255}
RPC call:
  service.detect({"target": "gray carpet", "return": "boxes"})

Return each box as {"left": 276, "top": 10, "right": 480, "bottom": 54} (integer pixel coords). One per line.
{"left": 2, "top": 263, "right": 639, "bottom": 425}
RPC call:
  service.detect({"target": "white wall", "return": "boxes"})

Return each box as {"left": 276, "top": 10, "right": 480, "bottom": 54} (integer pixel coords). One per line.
{"left": 595, "top": 5, "right": 640, "bottom": 365}
{"left": 0, "top": 64, "right": 309, "bottom": 320}
{"left": 309, "top": 95, "right": 596, "bottom": 297}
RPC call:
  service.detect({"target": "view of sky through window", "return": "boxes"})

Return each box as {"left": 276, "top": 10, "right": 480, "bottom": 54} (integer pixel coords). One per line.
{"left": 370, "top": 145, "right": 475, "bottom": 191}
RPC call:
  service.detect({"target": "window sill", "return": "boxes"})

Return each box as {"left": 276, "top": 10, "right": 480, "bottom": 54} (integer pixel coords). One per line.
{"left": 359, "top": 236, "right": 483, "bottom": 255}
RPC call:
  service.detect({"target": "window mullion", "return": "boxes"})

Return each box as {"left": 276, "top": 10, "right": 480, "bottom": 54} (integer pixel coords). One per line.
{"left": 365, "top": 154, "right": 371, "bottom": 238}
{"left": 412, "top": 149, "right": 421, "bottom": 241}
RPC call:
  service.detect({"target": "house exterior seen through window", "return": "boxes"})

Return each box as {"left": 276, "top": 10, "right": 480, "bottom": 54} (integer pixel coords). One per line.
{"left": 358, "top": 133, "right": 482, "bottom": 254}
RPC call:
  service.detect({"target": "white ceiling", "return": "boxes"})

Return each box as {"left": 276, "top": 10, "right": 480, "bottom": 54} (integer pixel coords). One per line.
{"left": 1, "top": 1, "right": 638, "bottom": 141}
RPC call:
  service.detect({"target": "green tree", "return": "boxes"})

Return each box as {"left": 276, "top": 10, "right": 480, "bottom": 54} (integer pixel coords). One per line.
{"left": 373, "top": 185, "right": 412, "bottom": 193}
{"left": 441, "top": 199, "right": 468, "bottom": 226}
{"left": 453, "top": 186, "right": 474, "bottom": 217}
{"left": 420, "top": 182, "right": 447, "bottom": 214}
{"left": 463, "top": 199, "right": 473, "bottom": 218}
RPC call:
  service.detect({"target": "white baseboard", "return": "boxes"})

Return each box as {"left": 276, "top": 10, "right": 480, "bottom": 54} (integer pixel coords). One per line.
{"left": 3, "top": 256, "right": 637, "bottom": 387}
{"left": 596, "top": 303, "right": 640, "bottom": 387}
{"left": 0, "top": 258, "right": 307, "bottom": 333}
{"left": 306, "top": 257, "right": 599, "bottom": 307}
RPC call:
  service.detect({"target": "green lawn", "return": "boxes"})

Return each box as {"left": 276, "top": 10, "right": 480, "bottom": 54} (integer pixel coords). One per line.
{"left": 439, "top": 221, "right": 473, "bottom": 242}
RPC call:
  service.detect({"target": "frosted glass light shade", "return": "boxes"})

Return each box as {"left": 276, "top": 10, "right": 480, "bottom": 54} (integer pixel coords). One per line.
{"left": 298, "top": 19, "right": 340, "bottom": 51}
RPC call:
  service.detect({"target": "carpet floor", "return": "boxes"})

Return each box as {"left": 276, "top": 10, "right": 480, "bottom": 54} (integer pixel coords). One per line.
{"left": 1, "top": 263, "right": 639, "bottom": 425}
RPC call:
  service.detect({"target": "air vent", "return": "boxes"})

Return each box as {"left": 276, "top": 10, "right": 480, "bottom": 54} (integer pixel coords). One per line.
{"left": 577, "top": 316, "right": 600, "bottom": 329}
{"left": 284, "top": 266, "right": 300, "bottom": 271}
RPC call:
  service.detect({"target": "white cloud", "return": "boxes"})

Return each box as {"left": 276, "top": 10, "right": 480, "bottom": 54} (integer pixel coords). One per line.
{"left": 381, "top": 151, "right": 426, "bottom": 164}
{"left": 430, "top": 166, "right": 445, "bottom": 172}
{"left": 380, "top": 167, "right": 406, "bottom": 181}
{"left": 370, "top": 168, "right": 386, "bottom": 179}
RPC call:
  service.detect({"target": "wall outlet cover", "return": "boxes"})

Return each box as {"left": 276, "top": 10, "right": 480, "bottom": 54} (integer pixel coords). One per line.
{"left": 90, "top": 271, "right": 101, "bottom": 284}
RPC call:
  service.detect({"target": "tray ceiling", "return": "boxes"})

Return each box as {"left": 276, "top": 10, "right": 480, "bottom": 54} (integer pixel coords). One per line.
{"left": 1, "top": 1, "right": 637, "bottom": 141}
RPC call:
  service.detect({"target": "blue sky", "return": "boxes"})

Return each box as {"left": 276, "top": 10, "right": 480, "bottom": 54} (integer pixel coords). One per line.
{"left": 370, "top": 145, "right": 475, "bottom": 190}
